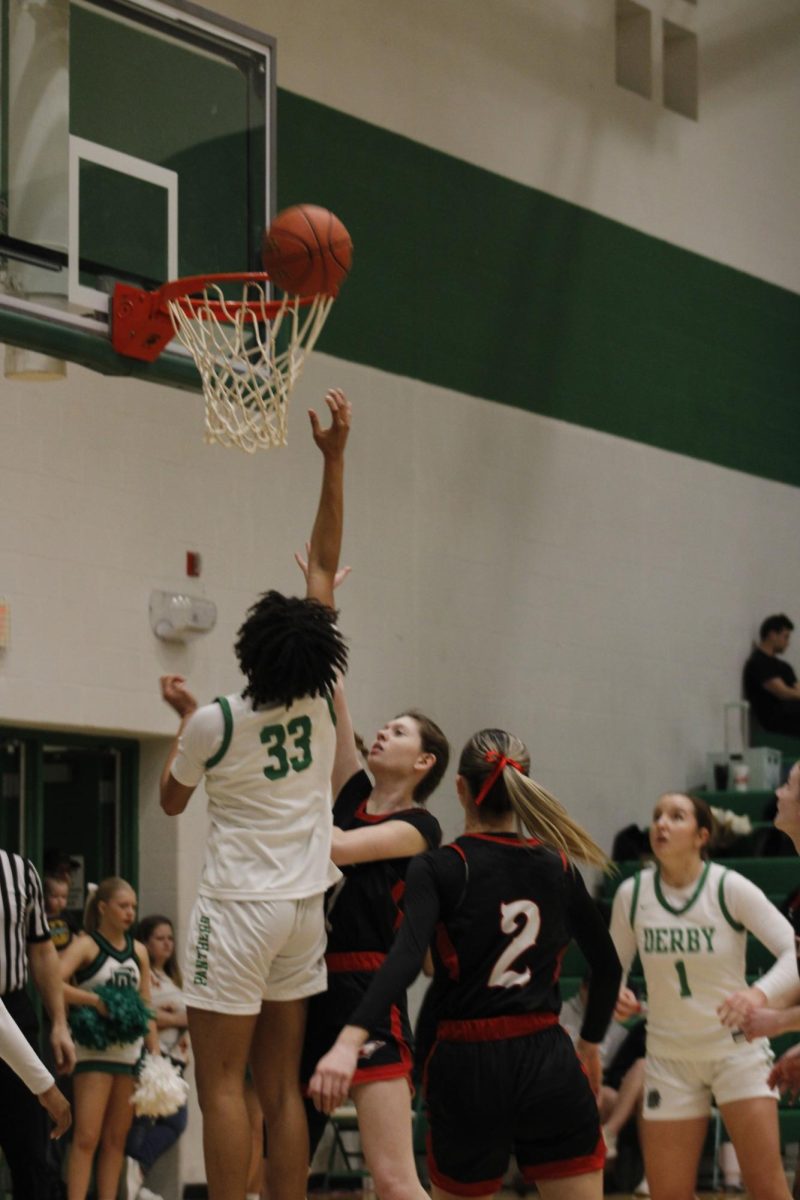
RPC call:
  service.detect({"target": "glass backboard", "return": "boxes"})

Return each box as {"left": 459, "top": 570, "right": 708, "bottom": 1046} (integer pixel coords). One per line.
{"left": 0, "top": 0, "right": 274, "bottom": 384}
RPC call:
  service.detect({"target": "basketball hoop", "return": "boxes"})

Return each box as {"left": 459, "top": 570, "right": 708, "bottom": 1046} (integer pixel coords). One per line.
{"left": 112, "top": 273, "right": 335, "bottom": 453}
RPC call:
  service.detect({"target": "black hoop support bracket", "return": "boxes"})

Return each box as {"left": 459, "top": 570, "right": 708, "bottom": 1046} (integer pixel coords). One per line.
{"left": 112, "top": 282, "right": 175, "bottom": 362}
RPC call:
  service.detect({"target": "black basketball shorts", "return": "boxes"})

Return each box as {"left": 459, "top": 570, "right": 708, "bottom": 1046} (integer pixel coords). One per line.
{"left": 424, "top": 1023, "right": 604, "bottom": 1194}
{"left": 302, "top": 960, "right": 414, "bottom": 1088}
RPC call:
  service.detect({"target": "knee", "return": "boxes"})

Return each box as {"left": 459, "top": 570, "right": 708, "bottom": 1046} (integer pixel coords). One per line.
{"left": 259, "top": 1081, "right": 303, "bottom": 1124}
{"left": 369, "top": 1163, "right": 418, "bottom": 1200}
{"left": 72, "top": 1126, "right": 101, "bottom": 1156}
{"left": 196, "top": 1074, "right": 244, "bottom": 1115}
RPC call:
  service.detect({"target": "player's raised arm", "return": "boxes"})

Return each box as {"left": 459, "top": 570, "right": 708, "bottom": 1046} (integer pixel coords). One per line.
{"left": 305, "top": 388, "right": 351, "bottom": 609}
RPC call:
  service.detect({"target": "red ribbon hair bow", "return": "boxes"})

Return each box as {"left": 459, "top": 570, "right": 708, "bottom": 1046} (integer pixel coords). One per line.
{"left": 473, "top": 749, "right": 523, "bottom": 807}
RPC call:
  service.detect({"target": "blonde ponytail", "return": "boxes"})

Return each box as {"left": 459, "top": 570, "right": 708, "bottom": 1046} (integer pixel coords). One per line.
{"left": 83, "top": 876, "right": 131, "bottom": 934}
{"left": 505, "top": 770, "right": 611, "bottom": 872}
{"left": 459, "top": 729, "right": 611, "bottom": 873}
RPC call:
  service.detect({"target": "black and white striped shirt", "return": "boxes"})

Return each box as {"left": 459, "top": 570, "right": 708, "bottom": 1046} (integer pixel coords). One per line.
{"left": 0, "top": 851, "right": 50, "bottom": 995}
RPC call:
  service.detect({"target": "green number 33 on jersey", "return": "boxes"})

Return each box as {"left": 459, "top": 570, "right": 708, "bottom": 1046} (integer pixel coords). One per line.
{"left": 260, "top": 716, "right": 313, "bottom": 780}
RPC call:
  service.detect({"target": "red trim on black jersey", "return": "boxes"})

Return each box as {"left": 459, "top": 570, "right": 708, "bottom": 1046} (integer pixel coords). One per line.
{"left": 325, "top": 951, "right": 387, "bottom": 973}
{"left": 436, "top": 1012, "right": 558, "bottom": 1042}
{"left": 435, "top": 921, "right": 460, "bottom": 981}
{"left": 427, "top": 1135, "right": 504, "bottom": 1198}
{"left": 355, "top": 799, "right": 419, "bottom": 823}
{"left": 521, "top": 1135, "right": 605, "bottom": 1181}
{"left": 460, "top": 832, "right": 541, "bottom": 848}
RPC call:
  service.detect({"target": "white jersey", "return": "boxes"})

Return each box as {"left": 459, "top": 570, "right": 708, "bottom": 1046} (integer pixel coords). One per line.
{"left": 172, "top": 691, "right": 340, "bottom": 901}
{"left": 74, "top": 932, "right": 143, "bottom": 1069}
{"left": 610, "top": 862, "right": 797, "bottom": 1061}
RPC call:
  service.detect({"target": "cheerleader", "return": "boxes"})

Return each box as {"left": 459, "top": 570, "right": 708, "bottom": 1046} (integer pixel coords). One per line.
{"left": 60, "top": 878, "right": 158, "bottom": 1200}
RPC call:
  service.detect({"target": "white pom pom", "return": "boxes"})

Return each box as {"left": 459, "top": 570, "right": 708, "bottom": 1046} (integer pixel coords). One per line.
{"left": 132, "top": 1054, "right": 189, "bottom": 1118}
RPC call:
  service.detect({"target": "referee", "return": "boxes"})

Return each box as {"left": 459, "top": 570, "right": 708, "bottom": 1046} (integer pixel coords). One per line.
{"left": 0, "top": 847, "right": 76, "bottom": 1198}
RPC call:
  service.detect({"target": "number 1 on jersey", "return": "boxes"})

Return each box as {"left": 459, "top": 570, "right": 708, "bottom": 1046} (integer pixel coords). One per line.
{"left": 674, "top": 959, "right": 692, "bottom": 998}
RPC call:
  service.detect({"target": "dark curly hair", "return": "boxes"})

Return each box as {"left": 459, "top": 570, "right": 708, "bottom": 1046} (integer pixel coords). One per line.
{"left": 235, "top": 590, "right": 348, "bottom": 709}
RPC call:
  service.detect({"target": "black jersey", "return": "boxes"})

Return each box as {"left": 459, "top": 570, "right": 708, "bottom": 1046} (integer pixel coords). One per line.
{"left": 325, "top": 770, "right": 442, "bottom": 962}
{"left": 349, "top": 831, "right": 621, "bottom": 1043}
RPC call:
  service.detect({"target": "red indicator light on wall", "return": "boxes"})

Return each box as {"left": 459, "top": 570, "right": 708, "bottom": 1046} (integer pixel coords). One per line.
{"left": 186, "top": 552, "right": 202, "bottom": 578}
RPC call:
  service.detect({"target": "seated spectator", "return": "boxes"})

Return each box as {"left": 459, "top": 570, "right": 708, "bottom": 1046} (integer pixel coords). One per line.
{"left": 743, "top": 614, "right": 800, "bottom": 736}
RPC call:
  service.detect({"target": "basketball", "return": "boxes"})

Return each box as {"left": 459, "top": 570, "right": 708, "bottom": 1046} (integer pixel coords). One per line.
{"left": 261, "top": 205, "right": 353, "bottom": 297}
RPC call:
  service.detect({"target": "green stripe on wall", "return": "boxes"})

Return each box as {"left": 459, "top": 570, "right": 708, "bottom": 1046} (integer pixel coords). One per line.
{"left": 277, "top": 90, "right": 800, "bottom": 488}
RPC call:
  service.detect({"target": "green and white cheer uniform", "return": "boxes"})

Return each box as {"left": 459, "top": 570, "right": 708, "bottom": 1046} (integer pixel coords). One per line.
{"left": 172, "top": 692, "right": 340, "bottom": 1013}
{"left": 610, "top": 862, "right": 796, "bottom": 1118}
{"left": 73, "top": 932, "right": 143, "bottom": 1075}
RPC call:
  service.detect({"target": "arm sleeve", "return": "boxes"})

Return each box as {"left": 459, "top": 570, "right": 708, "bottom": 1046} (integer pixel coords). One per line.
{"left": 170, "top": 703, "right": 225, "bottom": 787}
{"left": 25, "top": 861, "right": 51, "bottom": 944}
{"left": 608, "top": 878, "right": 639, "bottom": 978}
{"left": 567, "top": 871, "right": 622, "bottom": 1043}
{"left": 724, "top": 872, "right": 799, "bottom": 1003}
{"left": 0, "top": 1000, "right": 54, "bottom": 1094}
{"left": 348, "top": 852, "right": 454, "bottom": 1032}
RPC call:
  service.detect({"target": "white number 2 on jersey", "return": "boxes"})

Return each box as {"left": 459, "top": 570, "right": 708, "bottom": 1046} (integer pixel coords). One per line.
{"left": 488, "top": 899, "right": 541, "bottom": 989}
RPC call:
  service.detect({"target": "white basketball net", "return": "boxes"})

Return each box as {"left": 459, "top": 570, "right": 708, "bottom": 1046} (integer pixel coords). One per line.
{"left": 167, "top": 281, "right": 335, "bottom": 453}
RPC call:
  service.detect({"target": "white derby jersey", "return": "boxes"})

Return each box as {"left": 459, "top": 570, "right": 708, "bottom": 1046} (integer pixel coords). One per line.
{"left": 614, "top": 862, "right": 786, "bottom": 1061}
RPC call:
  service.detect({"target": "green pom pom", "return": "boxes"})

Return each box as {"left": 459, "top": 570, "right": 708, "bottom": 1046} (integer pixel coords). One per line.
{"left": 69, "top": 1004, "right": 111, "bottom": 1050}
{"left": 69, "top": 985, "right": 153, "bottom": 1050}
{"left": 103, "top": 986, "right": 152, "bottom": 1041}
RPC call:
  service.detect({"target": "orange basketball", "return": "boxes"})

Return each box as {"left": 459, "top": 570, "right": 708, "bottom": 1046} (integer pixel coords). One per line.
{"left": 261, "top": 205, "right": 353, "bottom": 298}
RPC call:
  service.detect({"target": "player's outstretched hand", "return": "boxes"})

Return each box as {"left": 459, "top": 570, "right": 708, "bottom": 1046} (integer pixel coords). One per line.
{"left": 768, "top": 1043, "right": 800, "bottom": 1101}
{"left": 309, "top": 388, "right": 351, "bottom": 460}
{"left": 294, "top": 540, "right": 352, "bottom": 590}
{"left": 38, "top": 1083, "right": 72, "bottom": 1139}
{"left": 160, "top": 675, "right": 198, "bottom": 719}
{"left": 308, "top": 1035, "right": 360, "bottom": 1114}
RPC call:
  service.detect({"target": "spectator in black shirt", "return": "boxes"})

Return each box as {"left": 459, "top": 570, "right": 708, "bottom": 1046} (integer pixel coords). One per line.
{"left": 743, "top": 614, "right": 800, "bottom": 736}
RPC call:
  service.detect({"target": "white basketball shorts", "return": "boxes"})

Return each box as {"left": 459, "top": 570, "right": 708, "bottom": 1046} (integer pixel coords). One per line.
{"left": 643, "top": 1040, "right": 777, "bottom": 1121}
{"left": 183, "top": 892, "right": 327, "bottom": 1014}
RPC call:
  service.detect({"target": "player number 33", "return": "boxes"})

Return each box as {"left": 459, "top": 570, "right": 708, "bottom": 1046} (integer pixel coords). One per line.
{"left": 260, "top": 716, "right": 313, "bottom": 780}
